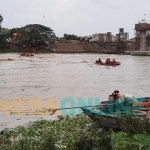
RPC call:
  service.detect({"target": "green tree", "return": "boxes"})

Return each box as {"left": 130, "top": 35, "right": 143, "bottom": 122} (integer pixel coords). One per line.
{"left": 6, "top": 28, "right": 17, "bottom": 38}
{"left": 6, "top": 24, "right": 56, "bottom": 51}
{"left": 16, "top": 24, "right": 55, "bottom": 42}
{"left": 0, "top": 14, "right": 3, "bottom": 29}
{"left": 0, "top": 14, "right": 10, "bottom": 51}
{"left": 63, "top": 33, "right": 81, "bottom": 40}
{"left": 0, "top": 14, "right": 4, "bottom": 42}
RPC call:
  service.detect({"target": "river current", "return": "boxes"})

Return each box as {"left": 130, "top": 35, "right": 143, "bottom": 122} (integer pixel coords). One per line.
{"left": 0, "top": 53, "right": 150, "bottom": 130}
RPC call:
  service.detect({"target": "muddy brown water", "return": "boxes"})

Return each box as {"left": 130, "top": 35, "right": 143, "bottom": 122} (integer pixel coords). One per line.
{"left": 0, "top": 53, "right": 150, "bottom": 130}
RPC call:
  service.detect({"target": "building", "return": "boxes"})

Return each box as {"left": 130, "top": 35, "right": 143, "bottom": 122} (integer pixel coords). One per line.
{"left": 82, "top": 32, "right": 116, "bottom": 43}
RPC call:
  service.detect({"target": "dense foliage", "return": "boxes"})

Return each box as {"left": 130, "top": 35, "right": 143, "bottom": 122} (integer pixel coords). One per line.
{"left": 0, "top": 24, "right": 56, "bottom": 52}
{"left": 0, "top": 14, "right": 3, "bottom": 32}
{"left": 0, "top": 39, "right": 9, "bottom": 51}
{"left": 0, "top": 114, "right": 150, "bottom": 150}
{"left": 63, "top": 34, "right": 81, "bottom": 40}
{"left": 15, "top": 24, "right": 56, "bottom": 42}
{"left": 0, "top": 14, "right": 10, "bottom": 51}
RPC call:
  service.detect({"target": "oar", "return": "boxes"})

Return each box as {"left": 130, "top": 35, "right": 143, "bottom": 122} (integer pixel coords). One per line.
{"left": 49, "top": 97, "right": 150, "bottom": 115}
{"left": 49, "top": 105, "right": 99, "bottom": 115}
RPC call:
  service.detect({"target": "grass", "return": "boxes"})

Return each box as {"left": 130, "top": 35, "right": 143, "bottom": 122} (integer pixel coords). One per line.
{"left": 0, "top": 114, "right": 150, "bottom": 150}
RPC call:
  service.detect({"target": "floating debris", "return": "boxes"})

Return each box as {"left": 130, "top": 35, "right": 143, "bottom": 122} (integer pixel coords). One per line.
{"left": 0, "top": 58, "right": 14, "bottom": 61}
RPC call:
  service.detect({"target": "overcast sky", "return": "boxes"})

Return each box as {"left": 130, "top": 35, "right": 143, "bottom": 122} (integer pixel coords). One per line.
{"left": 1, "top": 0, "right": 150, "bottom": 38}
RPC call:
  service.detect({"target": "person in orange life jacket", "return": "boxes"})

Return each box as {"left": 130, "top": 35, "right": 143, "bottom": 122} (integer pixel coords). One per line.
{"left": 105, "top": 58, "right": 110, "bottom": 63}
{"left": 111, "top": 58, "right": 116, "bottom": 64}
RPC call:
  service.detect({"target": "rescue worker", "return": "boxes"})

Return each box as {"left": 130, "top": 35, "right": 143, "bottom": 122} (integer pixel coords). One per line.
{"left": 105, "top": 58, "right": 110, "bottom": 63}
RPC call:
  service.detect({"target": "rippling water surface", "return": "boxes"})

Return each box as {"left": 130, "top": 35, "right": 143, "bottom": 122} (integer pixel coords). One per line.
{"left": 0, "top": 53, "right": 150, "bottom": 130}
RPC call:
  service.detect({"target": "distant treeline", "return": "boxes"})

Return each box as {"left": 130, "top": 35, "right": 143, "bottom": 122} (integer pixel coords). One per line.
{"left": 63, "top": 34, "right": 81, "bottom": 40}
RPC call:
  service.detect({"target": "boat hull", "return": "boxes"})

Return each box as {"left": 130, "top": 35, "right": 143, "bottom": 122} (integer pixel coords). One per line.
{"left": 82, "top": 97, "right": 150, "bottom": 129}
{"left": 82, "top": 107, "right": 119, "bottom": 129}
{"left": 95, "top": 61, "right": 121, "bottom": 66}
{"left": 20, "top": 54, "right": 34, "bottom": 57}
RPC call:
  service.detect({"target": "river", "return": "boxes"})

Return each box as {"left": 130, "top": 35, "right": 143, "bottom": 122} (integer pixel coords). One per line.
{"left": 0, "top": 53, "right": 150, "bottom": 130}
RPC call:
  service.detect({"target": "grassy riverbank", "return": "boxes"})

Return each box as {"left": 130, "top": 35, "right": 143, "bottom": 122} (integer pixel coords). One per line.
{"left": 0, "top": 114, "right": 150, "bottom": 150}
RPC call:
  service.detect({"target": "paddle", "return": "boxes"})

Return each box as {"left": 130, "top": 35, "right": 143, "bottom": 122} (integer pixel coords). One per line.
{"left": 49, "top": 105, "right": 99, "bottom": 115}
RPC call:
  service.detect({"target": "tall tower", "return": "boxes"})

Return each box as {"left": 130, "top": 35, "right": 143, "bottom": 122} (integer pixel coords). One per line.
{"left": 116, "top": 28, "right": 126, "bottom": 53}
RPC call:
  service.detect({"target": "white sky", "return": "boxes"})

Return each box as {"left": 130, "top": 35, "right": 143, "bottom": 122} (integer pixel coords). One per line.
{"left": 1, "top": 0, "right": 150, "bottom": 38}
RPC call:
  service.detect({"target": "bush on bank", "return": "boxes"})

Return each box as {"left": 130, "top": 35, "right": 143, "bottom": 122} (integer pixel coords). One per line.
{"left": 0, "top": 114, "right": 150, "bottom": 150}
{"left": 0, "top": 39, "right": 10, "bottom": 52}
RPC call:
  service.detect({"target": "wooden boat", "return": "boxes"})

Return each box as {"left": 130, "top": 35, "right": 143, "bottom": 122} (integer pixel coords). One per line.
{"left": 82, "top": 97, "right": 150, "bottom": 129}
{"left": 82, "top": 107, "right": 119, "bottom": 129}
{"left": 95, "top": 60, "right": 121, "bottom": 66}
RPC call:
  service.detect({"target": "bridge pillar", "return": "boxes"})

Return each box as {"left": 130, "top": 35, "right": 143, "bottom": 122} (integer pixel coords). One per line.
{"left": 140, "top": 30, "right": 146, "bottom": 51}
{"left": 131, "top": 22, "right": 150, "bottom": 55}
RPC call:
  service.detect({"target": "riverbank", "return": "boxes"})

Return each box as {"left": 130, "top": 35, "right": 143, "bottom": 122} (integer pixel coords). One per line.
{"left": 0, "top": 40, "right": 131, "bottom": 54}
{"left": 0, "top": 115, "right": 150, "bottom": 150}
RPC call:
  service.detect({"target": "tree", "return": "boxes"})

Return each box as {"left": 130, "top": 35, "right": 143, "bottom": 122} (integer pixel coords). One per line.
{"left": 0, "top": 14, "right": 3, "bottom": 28}
{"left": 6, "top": 28, "right": 17, "bottom": 38}
{"left": 63, "top": 34, "right": 81, "bottom": 40}
{"left": 0, "top": 14, "right": 4, "bottom": 42}
{"left": 7, "top": 24, "right": 56, "bottom": 51}
{"left": 16, "top": 24, "right": 55, "bottom": 42}
{"left": 0, "top": 15, "right": 10, "bottom": 50}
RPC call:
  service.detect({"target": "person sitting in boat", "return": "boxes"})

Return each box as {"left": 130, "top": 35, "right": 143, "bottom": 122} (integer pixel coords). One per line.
{"left": 112, "top": 90, "right": 119, "bottom": 98}
{"left": 111, "top": 58, "right": 116, "bottom": 64}
{"left": 112, "top": 90, "right": 137, "bottom": 106}
{"left": 96, "top": 58, "right": 102, "bottom": 63}
{"left": 99, "top": 92, "right": 131, "bottom": 114}
{"left": 105, "top": 58, "right": 110, "bottom": 63}
{"left": 112, "top": 91, "right": 150, "bottom": 116}
{"left": 21, "top": 52, "right": 25, "bottom": 56}
{"left": 99, "top": 94, "right": 115, "bottom": 113}
{"left": 99, "top": 91, "right": 135, "bottom": 114}
{"left": 99, "top": 58, "right": 102, "bottom": 63}
{"left": 27, "top": 53, "right": 32, "bottom": 56}
{"left": 100, "top": 90, "right": 134, "bottom": 113}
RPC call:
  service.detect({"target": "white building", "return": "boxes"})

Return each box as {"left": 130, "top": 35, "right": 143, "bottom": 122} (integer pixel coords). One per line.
{"left": 83, "top": 33, "right": 116, "bottom": 43}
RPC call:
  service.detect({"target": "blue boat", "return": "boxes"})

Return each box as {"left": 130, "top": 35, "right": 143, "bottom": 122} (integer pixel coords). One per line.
{"left": 81, "top": 97, "right": 150, "bottom": 129}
